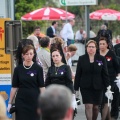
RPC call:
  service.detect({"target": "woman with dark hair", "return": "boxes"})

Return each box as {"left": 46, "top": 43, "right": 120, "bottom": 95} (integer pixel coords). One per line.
{"left": 7, "top": 45, "right": 45, "bottom": 120}
{"left": 45, "top": 49, "right": 77, "bottom": 118}
{"left": 50, "top": 37, "right": 67, "bottom": 65}
{"left": 99, "top": 37, "right": 120, "bottom": 120}
{"left": 16, "top": 39, "right": 37, "bottom": 65}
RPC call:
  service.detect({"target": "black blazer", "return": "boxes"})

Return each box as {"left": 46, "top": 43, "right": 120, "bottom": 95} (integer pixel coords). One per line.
{"left": 114, "top": 43, "right": 120, "bottom": 56}
{"left": 101, "top": 50, "right": 120, "bottom": 82}
{"left": 74, "top": 54, "right": 110, "bottom": 90}
{"left": 46, "top": 26, "right": 55, "bottom": 38}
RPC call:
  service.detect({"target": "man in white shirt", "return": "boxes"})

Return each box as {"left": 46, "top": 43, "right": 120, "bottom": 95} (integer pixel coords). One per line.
{"left": 75, "top": 27, "right": 87, "bottom": 44}
{"left": 61, "top": 19, "right": 75, "bottom": 46}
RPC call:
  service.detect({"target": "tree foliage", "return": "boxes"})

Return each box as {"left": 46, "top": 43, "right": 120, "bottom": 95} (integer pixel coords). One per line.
{"left": 15, "top": 0, "right": 120, "bottom": 37}
{"left": 15, "top": 0, "right": 46, "bottom": 37}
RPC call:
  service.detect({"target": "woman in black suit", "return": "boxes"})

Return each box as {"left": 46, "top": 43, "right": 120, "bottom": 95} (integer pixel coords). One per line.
{"left": 74, "top": 40, "right": 110, "bottom": 120}
{"left": 99, "top": 37, "right": 120, "bottom": 120}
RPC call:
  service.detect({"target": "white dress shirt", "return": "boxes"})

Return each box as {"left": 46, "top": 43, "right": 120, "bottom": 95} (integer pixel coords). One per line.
{"left": 51, "top": 26, "right": 55, "bottom": 35}
{"left": 75, "top": 30, "right": 86, "bottom": 40}
{"left": 61, "top": 23, "right": 74, "bottom": 42}
{"left": 90, "top": 30, "right": 96, "bottom": 38}
{"left": 67, "top": 58, "right": 72, "bottom": 67}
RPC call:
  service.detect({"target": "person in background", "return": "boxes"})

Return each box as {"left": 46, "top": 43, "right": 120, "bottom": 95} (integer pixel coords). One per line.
{"left": 27, "top": 35, "right": 40, "bottom": 53}
{"left": 50, "top": 37, "right": 67, "bottom": 65}
{"left": 90, "top": 26, "right": 96, "bottom": 39}
{"left": 97, "top": 24, "right": 113, "bottom": 51}
{"left": 74, "top": 40, "right": 110, "bottom": 120}
{"left": 7, "top": 45, "right": 45, "bottom": 120}
{"left": 66, "top": 44, "right": 77, "bottom": 74}
{"left": 104, "top": 22, "right": 112, "bottom": 39}
{"left": 37, "top": 37, "right": 51, "bottom": 79}
{"left": 46, "top": 21, "right": 58, "bottom": 38}
{"left": 38, "top": 85, "right": 73, "bottom": 120}
{"left": 33, "top": 26, "right": 45, "bottom": 38}
{"left": 66, "top": 44, "right": 81, "bottom": 105}
{"left": 60, "top": 23, "right": 66, "bottom": 38}
{"left": 61, "top": 19, "right": 75, "bottom": 46}
{"left": 99, "top": 37, "right": 120, "bottom": 120}
{"left": 0, "top": 95, "right": 8, "bottom": 120}
{"left": 27, "top": 35, "right": 43, "bottom": 71}
{"left": 75, "top": 27, "right": 87, "bottom": 44}
{"left": 45, "top": 49, "right": 77, "bottom": 118}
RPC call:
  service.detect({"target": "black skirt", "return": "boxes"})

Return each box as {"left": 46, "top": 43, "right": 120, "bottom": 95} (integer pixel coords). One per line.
{"left": 80, "top": 88, "right": 103, "bottom": 105}
{"left": 15, "top": 88, "right": 40, "bottom": 120}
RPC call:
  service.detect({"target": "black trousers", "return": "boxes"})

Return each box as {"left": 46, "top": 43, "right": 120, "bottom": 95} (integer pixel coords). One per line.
{"left": 111, "top": 83, "right": 120, "bottom": 119}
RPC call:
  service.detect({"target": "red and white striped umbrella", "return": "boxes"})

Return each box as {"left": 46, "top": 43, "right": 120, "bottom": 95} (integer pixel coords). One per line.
{"left": 21, "top": 7, "right": 75, "bottom": 20}
{"left": 90, "top": 9, "right": 120, "bottom": 21}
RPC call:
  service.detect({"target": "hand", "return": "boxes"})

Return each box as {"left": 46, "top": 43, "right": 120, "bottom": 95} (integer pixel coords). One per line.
{"left": 7, "top": 104, "right": 12, "bottom": 112}
{"left": 66, "top": 52, "right": 71, "bottom": 60}
{"left": 107, "top": 85, "right": 111, "bottom": 91}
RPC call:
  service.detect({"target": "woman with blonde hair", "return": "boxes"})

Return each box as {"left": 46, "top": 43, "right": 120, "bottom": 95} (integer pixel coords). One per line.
{"left": 0, "top": 95, "right": 8, "bottom": 120}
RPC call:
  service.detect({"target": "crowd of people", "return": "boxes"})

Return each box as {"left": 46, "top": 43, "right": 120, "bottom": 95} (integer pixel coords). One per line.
{"left": 1, "top": 19, "right": 120, "bottom": 120}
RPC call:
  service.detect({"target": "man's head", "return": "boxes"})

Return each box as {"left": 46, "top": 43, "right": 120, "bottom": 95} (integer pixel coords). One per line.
{"left": 101, "top": 24, "right": 107, "bottom": 30}
{"left": 68, "top": 19, "right": 75, "bottom": 26}
{"left": 52, "top": 21, "right": 58, "bottom": 28}
{"left": 34, "top": 26, "right": 41, "bottom": 36}
{"left": 38, "top": 85, "right": 73, "bottom": 120}
{"left": 39, "top": 37, "right": 50, "bottom": 48}
{"left": 80, "top": 27, "right": 83, "bottom": 34}
{"left": 67, "top": 44, "right": 77, "bottom": 57}
{"left": 104, "top": 22, "right": 108, "bottom": 28}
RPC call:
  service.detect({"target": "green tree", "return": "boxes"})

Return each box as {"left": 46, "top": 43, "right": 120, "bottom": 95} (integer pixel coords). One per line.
{"left": 15, "top": 0, "right": 46, "bottom": 37}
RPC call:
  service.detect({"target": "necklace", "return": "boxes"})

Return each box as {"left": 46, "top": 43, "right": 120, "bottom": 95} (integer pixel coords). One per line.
{"left": 23, "top": 62, "right": 33, "bottom": 69}
{"left": 55, "top": 66, "right": 59, "bottom": 75}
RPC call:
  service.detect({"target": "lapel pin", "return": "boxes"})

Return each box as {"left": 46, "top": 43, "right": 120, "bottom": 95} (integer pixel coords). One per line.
{"left": 30, "top": 73, "right": 34, "bottom": 76}
{"left": 98, "top": 63, "right": 101, "bottom": 66}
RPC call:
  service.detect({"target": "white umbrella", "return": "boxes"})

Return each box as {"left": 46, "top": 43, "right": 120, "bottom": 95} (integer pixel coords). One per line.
{"left": 90, "top": 8, "right": 120, "bottom": 21}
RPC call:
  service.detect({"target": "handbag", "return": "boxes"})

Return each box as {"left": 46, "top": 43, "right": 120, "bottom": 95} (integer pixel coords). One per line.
{"left": 9, "top": 103, "right": 16, "bottom": 114}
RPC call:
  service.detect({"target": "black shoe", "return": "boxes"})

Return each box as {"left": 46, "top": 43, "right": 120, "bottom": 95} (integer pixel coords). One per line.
{"left": 73, "top": 108, "right": 77, "bottom": 119}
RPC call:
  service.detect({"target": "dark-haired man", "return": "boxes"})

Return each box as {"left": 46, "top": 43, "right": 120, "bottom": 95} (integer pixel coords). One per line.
{"left": 33, "top": 26, "right": 45, "bottom": 38}
{"left": 37, "top": 37, "right": 51, "bottom": 79}
{"left": 46, "top": 21, "right": 58, "bottom": 38}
